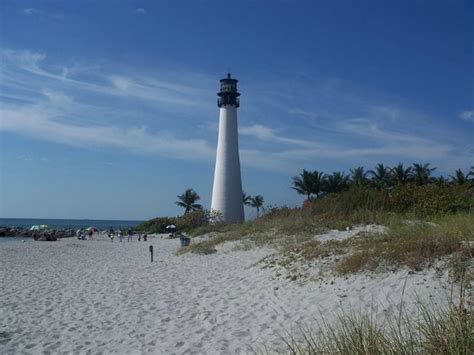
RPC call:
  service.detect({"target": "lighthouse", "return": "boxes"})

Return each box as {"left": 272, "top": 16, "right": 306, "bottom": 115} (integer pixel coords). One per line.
{"left": 211, "top": 73, "right": 244, "bottom": 223}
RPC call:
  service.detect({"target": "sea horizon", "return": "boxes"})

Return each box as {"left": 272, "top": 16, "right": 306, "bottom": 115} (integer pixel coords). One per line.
{"left": 0, "top": 217, "right": 144, "bottom": 230}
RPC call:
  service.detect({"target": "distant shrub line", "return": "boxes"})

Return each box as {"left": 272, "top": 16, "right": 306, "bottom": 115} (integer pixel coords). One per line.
{"left": 135, "top": 210, "right": 210, "bottom": 233}
{"left": 307, "top": 183, "right": 473, "bottom": 220}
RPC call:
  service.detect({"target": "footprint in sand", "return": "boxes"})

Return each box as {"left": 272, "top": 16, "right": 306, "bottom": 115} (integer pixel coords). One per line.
{"left": 232, "top": 330, "right": 250, "bottom": 337}
{"left": 0, "top": 331, "right": 14, "bottom": 345}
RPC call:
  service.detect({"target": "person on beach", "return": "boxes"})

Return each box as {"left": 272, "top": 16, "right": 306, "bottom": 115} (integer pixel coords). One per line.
{"left": 118, "top": 230, "right": 123, "bottom": 242}
{"left": 88, "top": 229, "right": 93, "bottom": 241}
{"left": 108, "top": 227, "right": 115, "bottom": 241}
{"left": 138, "top": 234, "right": 141, "bottom": 241}
{"left": 127, "top": 228, "right": 133, "bottom": 242}
{"left": 143, "top": 233, "right": 147, "bottom": 242}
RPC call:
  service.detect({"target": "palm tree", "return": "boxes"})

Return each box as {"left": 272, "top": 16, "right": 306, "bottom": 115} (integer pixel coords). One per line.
{"left": 391, "top": 163, "right": 413, "bottom": 185}
{"left": 249, "top": 195, "right": 264, "bottom": 218}
{"left": 469, "top": 166, "right": 474, "bottom": 176}
{"left": 433, "top": 176, "right": 449, "bottom": 187}
{"left": 242, "top": 192, "right": 252, "bottom": 206}
{"left": 323, "top": 172, "right": 349, "bottom": 194}
{"left": 450, "top": 169, "right": 468, "bottom": 185}
{"left": 311, "top": 170, "right": 326, "bottom": 198}
{"left": 175, "top": 188, "right": 203, "bottom": 214}
{"left": 291, "top": 169, "right": 314, "bottom": 200}
{"left": 467, "top": 166, "right": 474, "bottom": 180}
{"left": 412, "top": 163, "right": 436, "bottom": 186}
{"left": 368, "top": 163, "right": 392, "bottom": 189}
{"left": 350, "top": 166, "right": 368, "bottom": 186}
{"left": 291, "top": 169, "right": 326, "bottom": 200}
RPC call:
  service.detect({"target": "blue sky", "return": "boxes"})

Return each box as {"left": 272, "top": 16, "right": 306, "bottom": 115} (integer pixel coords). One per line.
{"left": 0, "top": 0, "right": 472, "bottom": 220}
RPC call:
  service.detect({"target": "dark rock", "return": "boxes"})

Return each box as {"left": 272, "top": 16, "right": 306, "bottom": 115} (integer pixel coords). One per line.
{"left": 0, "top": 226, "right": 76, "bottom": 239}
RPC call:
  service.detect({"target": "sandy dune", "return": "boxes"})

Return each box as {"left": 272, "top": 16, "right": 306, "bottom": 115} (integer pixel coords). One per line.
{"left": 0, "top": 232, "right": 456, "bottom": 353}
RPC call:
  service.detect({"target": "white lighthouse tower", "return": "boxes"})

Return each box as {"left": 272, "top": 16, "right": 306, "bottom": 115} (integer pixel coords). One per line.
{"left": 211, "top": 73, "right": 244, "bottom": 223}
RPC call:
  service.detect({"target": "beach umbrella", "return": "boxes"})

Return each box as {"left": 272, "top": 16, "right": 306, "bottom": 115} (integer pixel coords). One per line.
{"left": 30, "top": 224, "right": 49, "bottom": 230}
{"left": 86, "top": 226, "right": 98, "bottom": 232}
{"left": 166, "top": 224, "right": 176, "bottom": 230}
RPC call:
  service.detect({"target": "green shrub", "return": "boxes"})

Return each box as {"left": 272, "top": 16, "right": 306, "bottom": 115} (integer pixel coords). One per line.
{"left": 310, "top": 184, "right": 473, "bottom": 221}
{"left": 390, "top": 184, "right": 473, "bottom": 217}
{"left": 336, "top": 213, "right": 474, "bottom": 274}
{"left": 135, "top": 216, "right": 177, "bottom": 233}
{"left": 135, "top": 210, "right": 213, "bottom": 233}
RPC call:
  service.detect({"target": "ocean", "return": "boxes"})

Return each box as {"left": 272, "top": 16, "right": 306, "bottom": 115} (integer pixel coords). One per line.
{"left": 0, "top": 218, "right": 143, "bottom": 230}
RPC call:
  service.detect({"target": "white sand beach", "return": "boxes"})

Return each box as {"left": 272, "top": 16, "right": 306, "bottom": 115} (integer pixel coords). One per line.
{"left": 0, "top": 232, "right": 457, "bottom": 354}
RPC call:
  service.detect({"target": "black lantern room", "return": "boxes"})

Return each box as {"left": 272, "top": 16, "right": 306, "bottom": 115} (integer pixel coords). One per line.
{"left": 217, "top": 73, "right": 240, "bottom": 108}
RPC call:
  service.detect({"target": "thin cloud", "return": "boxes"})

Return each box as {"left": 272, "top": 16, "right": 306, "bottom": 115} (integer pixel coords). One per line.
{"left": 135, "top": 8, "right": 146, "bottom": 15}
{"left": 337, "top": 118, "right": 429, "bottom": 145}
{"left": 17, "top": 155, "right": 33, "bottom": 162}
{"left": 240, "top": 124, "right": 314, "bottom": 147}
{"left": 23, "top": 8, "right": 39, "bottom": 16}
{"left": 22, "top": 7, "right": 64, "bottom": 20}
{"left": 240, "top": 124, "right": 275, "bottom": 140}
{"left": 238, "top": 120, "right": 467, "bottom": 173}
{"left": 0, "top": 48, "right": 212, "bottom": 110}
{"left": 1, "top": 48, "right": 472, "bottom": 174}
{"left": 0, "top": 48, "right": 46, "bottom": 70}
{"left": 288, "top": 108, "right": 319, "bottom": 120}
{"left": 0, "top": 104, "right": 215, "bottom": 161}
{"left": 460, "top": 110, "right": 474, "bottom": 123}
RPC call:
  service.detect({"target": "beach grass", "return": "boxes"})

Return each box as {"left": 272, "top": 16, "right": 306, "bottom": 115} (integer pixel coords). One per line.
{"left": 183, "top": 209, "right": 473, "bottom": 278}
{"left": 336, "top": 213, "right": 474, "bottom": 274}
{"left": 277, "top": 300, "right": 473, "bottom": 354}
{"left": 278, "top": 258, "right": 472, "bottom": 355}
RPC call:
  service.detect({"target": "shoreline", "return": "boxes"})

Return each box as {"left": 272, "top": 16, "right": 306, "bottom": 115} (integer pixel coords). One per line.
{"left": 0, "top": 218, "right": 142, "bottom": 232}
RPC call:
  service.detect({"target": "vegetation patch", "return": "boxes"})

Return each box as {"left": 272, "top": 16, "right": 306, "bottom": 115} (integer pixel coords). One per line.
{"left": 135, "top": 210, "right": 211, "bottom": 233}
{"left": 138, "top": 163, "right": 473, "bottom": 277}
{"left": 336, "top": 214, "right": 474, "bottom": 274}
{"left": 278, "top": 300, "right": 473, "bottom": 355}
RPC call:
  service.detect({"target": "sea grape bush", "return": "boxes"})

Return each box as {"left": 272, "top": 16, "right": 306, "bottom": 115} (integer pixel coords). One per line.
{"left": 136, "top": 209, "right": 224, "bottom": 233}
{"left": 307, "top": 184, "right": 472, "bottom": 219}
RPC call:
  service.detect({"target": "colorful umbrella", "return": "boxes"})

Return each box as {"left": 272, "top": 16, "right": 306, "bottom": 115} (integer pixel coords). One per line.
{"left": 86, "top": 226, "right": 98, "bottom": 232}
{"left": 30, "top": 224, "right": 49, "bottom": 231}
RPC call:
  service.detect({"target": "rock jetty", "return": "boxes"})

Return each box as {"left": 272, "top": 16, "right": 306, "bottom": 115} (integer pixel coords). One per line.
{"left": 0, "top": 227, "right": 76, "bottom": 240}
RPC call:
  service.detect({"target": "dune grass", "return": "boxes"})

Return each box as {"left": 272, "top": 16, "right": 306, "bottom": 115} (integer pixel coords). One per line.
{"left": 336, "top": 213, "right": 474, "bottom": 274}
{"left": 182, "top": 207, "right": 329, "bottom": 255}
{"left": 180, "top": 184, "right": 473, "bottom": 278}
{"left": 278, "top": 261, "right": 472, "bottom": 354}
{"left": 183, "top": 209, "right": 473, "bottom": 282}
{"left": 278, "top": 299, "right": 473, "bottom": 354}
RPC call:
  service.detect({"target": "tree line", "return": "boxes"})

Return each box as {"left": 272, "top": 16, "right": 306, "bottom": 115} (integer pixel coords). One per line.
{"left": 173, "top": 163, "right": 472, "bottom": 217}
{"left": 291, "top": 163, "right": 474, "bottom": 200}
